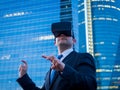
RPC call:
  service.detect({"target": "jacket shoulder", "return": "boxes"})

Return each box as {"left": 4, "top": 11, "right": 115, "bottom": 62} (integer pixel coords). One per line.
{"left": 73, "top": 51, "right": 94, "bottom": 59}
{"left": 80, "top": 53, "right": 94, "bottom": 59}
{"left": 74, "top": 51, "right": 95, "bottom": 65}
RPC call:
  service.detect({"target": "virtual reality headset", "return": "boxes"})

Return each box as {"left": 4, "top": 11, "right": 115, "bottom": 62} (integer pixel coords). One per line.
{"left": 51, "top": 22, "right": 74, "bottom": 38}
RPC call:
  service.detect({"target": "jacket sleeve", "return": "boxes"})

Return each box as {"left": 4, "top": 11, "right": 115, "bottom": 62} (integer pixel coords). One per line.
{"left": 16, "top": 74, "right": 45, "bottom": 90}
{"left": 60, "top": 53, "right": 97, "bottom": 90}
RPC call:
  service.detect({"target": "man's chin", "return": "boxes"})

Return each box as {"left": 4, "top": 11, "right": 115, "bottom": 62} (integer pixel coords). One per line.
{"left": 59, "top": 42, "right": 69, "bottom": 47}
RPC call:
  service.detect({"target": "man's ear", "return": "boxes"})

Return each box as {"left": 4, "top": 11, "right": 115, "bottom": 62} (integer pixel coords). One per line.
{"left": 54, "top": 39, "right": 57, "bottom": 46}
{"left": 73, "top": 38, "right": 76, "bottom": 44}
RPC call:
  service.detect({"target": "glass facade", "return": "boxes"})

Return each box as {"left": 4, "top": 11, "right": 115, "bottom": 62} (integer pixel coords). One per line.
{"left": 78, "top": 0, "right": 87, "bottom": 52}
{"left": 60, "top": 0, "right": 79, "bottom": 51}
{"left": 1, "top": 0, "right": 120, "bottom": 90}
{"left": 78, "top": 0, "right": 120, "bottom": 90}
{"left": 0, "top": 0, "right": 60, "bottom": 90}
{"left": 92, "top": 0, "right": 120, "bottom": 89}
{"left": 0, "top": 0, "right": 78, "bottom": 90}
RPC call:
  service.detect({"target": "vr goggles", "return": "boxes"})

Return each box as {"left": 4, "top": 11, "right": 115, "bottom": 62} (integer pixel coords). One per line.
{"left": 51, "top": 22, "right": 74, "bottom": 37}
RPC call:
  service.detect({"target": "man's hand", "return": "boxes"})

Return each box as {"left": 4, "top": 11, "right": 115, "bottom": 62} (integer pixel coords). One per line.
{"left": 18, "top": 60, "right": 28, "bottom": 78}
{"left": 42, "top": 55, "right": 65, "bottom": 72}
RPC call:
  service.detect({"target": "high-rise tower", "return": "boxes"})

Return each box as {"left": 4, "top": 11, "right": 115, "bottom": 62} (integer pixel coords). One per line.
{"left": 0, "top": 0, "right": 78, "bottom": 90}
{"left": 78, "top": 0, "right": 120, "bottom": 89}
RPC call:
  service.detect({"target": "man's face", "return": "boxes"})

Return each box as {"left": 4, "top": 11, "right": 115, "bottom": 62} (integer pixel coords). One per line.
{"left": 55, "top": 34, "right": 75, "bottom": 48}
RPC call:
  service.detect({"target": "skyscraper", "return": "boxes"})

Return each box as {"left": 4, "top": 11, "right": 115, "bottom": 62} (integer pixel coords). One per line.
{"left": 78, "top": 0, "right": 120, "bottom": 89}
{"left": 0, "top": 0, "right": 78, "bottom": 90}
{"left": 1, "top": 0, "right": 120, "bottom": 90}
{"left": 0, "top": 0, "right": 60, "bottom": 90}
{"left": 60, "top": 0, "right": 79, "bottom": 50}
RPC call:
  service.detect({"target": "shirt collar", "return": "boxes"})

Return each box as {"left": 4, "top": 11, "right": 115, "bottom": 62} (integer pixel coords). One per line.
{"left": 59, "top": 48, "right": 73, "bottom": 61}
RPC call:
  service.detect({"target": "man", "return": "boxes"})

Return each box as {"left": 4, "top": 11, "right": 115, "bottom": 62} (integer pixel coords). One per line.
{"left": 17, "top": 22, "right": 97, "bottom": 90}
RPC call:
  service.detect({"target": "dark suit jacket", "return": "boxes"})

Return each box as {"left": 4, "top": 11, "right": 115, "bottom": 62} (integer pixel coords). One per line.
{"left": 17, "top": 51, "right": 97, "bottom": 90}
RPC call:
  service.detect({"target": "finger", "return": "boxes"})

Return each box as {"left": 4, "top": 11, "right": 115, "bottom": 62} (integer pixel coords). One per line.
{"left": 51, "top": 64, "right": 56, "bottom": 69}
{"left": 21, "top": 60, "right": 27, "bottom": 66}
{"left": 51, "top": 59, "right": 58, "bottom": 67}
{"left": 42, "top": 55, "right": 47, "bottom": 59}
{"left": 42, "top": 55, "right": 51, "bottom": 60}
{"left": 50, "top": 56, "right": 55, "bottom": 63}
{"left": 42, "top": 55, "right": 54, "bottom": 62}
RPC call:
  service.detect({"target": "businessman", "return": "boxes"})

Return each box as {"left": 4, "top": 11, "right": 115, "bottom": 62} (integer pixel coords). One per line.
{"left": 17, "top": 22, "right": 97, "bottom": 90}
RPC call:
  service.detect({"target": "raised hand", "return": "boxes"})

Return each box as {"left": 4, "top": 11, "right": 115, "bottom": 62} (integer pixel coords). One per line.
{"left": 18, "top": 60, "right": 28, "bottom": 78}
{"left": 42, "top": 55, "right": 65, "bottom": 72}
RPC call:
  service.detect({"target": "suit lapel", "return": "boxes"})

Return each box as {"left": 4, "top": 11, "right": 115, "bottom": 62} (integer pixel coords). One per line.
{"left": 45, "top": 69, "right": 58, "bottom": 90}
{"left": 49, "top": 51, "right": 76, "bottom": 88}
{"left": 44, "top": 69, "right": 51, "bottom": 90}
{"left": 50, "top": 70, "right": 59, "bottom": 87}
{"left": 62, "top": 51, "right": 75, "bottom": 63}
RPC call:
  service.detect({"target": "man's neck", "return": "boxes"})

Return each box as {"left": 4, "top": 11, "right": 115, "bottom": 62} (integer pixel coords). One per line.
{"left": 58, "top": 47, "right": 72, "bottom": 54}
